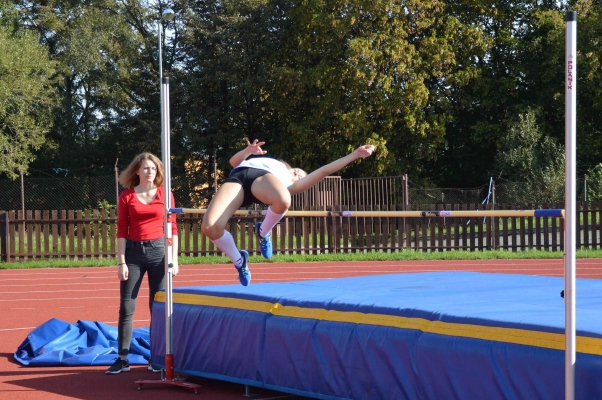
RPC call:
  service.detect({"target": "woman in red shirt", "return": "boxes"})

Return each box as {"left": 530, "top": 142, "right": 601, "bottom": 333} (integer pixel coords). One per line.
{"left": 105, "top": 152, "right": 178, "bottom": 375}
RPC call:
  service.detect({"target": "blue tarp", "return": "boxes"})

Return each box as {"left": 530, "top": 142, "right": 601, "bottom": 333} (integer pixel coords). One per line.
{"left": 14, "top": 318, "right": 150, "bottom": 366}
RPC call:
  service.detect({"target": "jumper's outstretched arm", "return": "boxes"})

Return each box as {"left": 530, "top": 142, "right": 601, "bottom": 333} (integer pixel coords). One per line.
{"left": 288, "top": 145, "right": 375, "bottom": 195}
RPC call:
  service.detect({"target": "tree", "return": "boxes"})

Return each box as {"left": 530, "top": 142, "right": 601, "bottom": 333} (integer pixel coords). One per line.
{"left": 586, "top": 164, "right": 602, "bottom": 201}
{"left": 486, "top": 3, "right": 602, "bottom": 188}
{"left": 176, "top": 0, "right": 488, "bottom": 182}
{"left": 493, "top": 109, "right": 565, "bottom": 204}
{"left": 427, "top": 0, "right": 566, "bottom": 187}
{"left": 568, "top": 3, "right": 602, "bottom": 178}
{"left": 260, "top": 0, "right": 490, "bottom": 181}
{"left": 0, "top": 1, "right": 57, "bottom": 179}
{"left": 16, "top": 0, "right": 174, "bottom": 176}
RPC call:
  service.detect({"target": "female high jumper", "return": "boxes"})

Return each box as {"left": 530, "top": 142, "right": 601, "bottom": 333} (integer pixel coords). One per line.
{"left": 201, "top": 139, "right": 376, "bottom": 286}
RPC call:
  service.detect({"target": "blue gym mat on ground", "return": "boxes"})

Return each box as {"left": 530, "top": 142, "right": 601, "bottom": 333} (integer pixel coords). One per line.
{"left": 14, "top": 318, "right": 150, "bottom": 366}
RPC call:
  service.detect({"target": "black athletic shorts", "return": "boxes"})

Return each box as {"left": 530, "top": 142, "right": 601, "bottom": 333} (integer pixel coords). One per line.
{"left": 225, "top": 167, "right": 270, "bottom": 207}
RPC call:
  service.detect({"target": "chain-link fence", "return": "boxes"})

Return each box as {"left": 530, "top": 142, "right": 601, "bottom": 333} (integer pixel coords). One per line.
{"left": 409, "top": 186, "right": 487, "bottom": 205}
{"left": 0, "top": 174, "right": 588, "bottom": 211}
{"left": 1, "top": 175, "right": 118, "bottom": 211}
{"left": 0, "top": 174, "right": 213, "bottom": 211}
{"left": 409, "top": 179, "right": 587, "bottom": 206}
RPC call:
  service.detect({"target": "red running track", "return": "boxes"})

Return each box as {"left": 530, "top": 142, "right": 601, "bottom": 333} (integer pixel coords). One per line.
{"left": 1, "top": 258, "right": 601, "bottom": 399}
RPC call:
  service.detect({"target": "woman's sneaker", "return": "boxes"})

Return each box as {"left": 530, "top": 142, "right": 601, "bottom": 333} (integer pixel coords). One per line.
{"left": 148, "top": 363, "right": 161, "bottom": 372}
{"left": 254, "top": 222, "right": 272, "bottom": 259}
{"left": 105, "top": 358, "right": 130, "bottom": 374}
{"left": 236, "top": 250, "right": 251, "bottom": 286}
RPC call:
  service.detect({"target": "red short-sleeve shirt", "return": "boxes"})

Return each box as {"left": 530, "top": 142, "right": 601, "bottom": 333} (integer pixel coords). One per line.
{"left": 117, "top": 187, "right": 178, "bottom": 241}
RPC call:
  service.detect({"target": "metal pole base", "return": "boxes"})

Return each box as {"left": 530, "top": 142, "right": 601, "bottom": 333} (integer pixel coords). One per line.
{"left": 135, "top": 374, "right": 201, "bottom": 394}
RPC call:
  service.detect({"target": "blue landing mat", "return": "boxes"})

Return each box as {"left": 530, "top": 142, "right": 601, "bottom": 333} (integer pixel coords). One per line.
{"left": 150, "top": 272, "right": 602, "bottom": 400}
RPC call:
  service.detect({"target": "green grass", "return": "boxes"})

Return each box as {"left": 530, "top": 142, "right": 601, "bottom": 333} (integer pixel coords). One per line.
{"left": 1, "top": 248, "right": 601, "bottom": 269}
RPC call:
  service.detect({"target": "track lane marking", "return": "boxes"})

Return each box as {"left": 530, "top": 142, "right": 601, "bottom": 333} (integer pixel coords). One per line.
{"left": 0, "top": 319, "right": 150, "bottom": 332}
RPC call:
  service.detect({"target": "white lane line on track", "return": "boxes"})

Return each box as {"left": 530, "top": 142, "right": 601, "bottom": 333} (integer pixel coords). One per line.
{"left": 0, "top": 270, "right": 579, "bottom": 294}
{"left": 0, "top": 285, "right": 119, "bottom": 295}
{"left": 0, "top": 319, "right": 150, "bottom": 332}
{"left": 0, "top": 326, "right": 37, "bottom": 332}
{"left": 0, "top": 265, "right": 580, "bottom": 282}
{"left": 0, "top": 260, "right": 582, "bottom": 276}
{"left": 3, "top": 275, "right": 574, "bottom": 297}
{"left": 0, "top": 288, "right": 120, "bottom": 295}
{"left": 0, "top": 276, "right": 123, "bottom": 282}
{"left": 0, "top": 272, "right": 592, "bottom": 296}
{"left": 10, "top": 267, "right": 566, "bottom": 279}
{"left": 0, "top": 271, "right": 589, "bottom": 295}
{"left": 0, "top": 268, "right": 580, "bottom": 288}
{"left": 0, "top": 265, "right": 585, "bottom": 282}
{"left": 0, "top": 266, "right": 582, "bottom": 285}
{"left": 0, "top": 282, "right": 128, "bottom": 288}
{"left": 0, "top": 259, "right": 595, "bottom": 270}
{"left": 0, "top": 296, "right": 130, "bottom": 302}
{"left": 0, "top": 269, "right": 118, "bottom": 275}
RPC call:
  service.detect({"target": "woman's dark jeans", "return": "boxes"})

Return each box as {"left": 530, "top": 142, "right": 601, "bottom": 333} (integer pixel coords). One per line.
{"left": 118, "top": 238, "right": 165, "bottom": 356}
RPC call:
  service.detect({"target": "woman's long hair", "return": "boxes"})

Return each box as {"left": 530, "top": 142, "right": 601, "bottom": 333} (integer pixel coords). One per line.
{"left": 118, "top": 152, "right": 164, "bottom": 189}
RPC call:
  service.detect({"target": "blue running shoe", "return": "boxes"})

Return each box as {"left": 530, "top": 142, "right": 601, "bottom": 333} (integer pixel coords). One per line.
{"left": 236, "top": 250, "right": 251, "bottom": 286}
{"left": 254, "top": 222, "right": 273, "bottom": 259}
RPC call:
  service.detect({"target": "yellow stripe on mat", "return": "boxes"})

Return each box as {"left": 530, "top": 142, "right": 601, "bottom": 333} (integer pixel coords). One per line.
{"left": 155, "top": 292, "right": 602, "bottom": 356}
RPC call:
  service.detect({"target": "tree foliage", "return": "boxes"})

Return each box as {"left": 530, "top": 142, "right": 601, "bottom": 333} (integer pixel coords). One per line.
{"left": 15, "top": 0, "right": 174, "bottom": 175}
{"left": 0, "top": 1, "right": 57, "bottom": 179}
{"left": 3, "top": 0, "right": 602, "bottom": 196}
{"left": 175, "top": 0, "right": 488, "bottom": 181}
{"left": 586, "top": 164, "right": 602, "bottom": 201}
{"left": 493, "top": 109, "right": 565, "bottom": 203}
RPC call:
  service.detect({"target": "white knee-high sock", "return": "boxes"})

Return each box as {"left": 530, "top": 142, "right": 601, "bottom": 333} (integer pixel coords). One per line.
{"left": 260, "top": 207, "right": 287, "bottom": 237}
{"left": 211, "top": 231, "right": 243, "bottom": 267}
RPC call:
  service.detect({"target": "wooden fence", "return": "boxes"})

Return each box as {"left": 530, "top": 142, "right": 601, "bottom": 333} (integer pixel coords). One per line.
{"left": 1, "top": 202, "right": 600, "bottom": 262}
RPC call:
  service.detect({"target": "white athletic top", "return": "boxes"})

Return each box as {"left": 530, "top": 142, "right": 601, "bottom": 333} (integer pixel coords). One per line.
{"left": 234, "top": 157, "right": 293, "bottom": 187}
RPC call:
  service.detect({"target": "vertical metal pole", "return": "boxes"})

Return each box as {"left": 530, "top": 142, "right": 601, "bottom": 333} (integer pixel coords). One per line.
{"left": 158, "top": 16, "right": 175, "bottom": 381}
{"left": 2, "top": 212, "right": 9, "bottom": 262}
{"left": 158, "top": 23, "right": 163, "bottom": 111}
{"left": 114, "top": 159, "right": 119, "bottom": 210}
{"left": 492, "top": 181, "right": 496, "bottom": 250}
{"left": 402, "top": 174, "right": 407, "bottom": 240}
{"left": 214, "top": 152, "right": 218, "bottom": 192}
{"left": 161, "top": 76, "right": 174, "bottom": 380}
{"left": 20, "top": 170, "right": 25, "bottom": 214}
{"left": 404, "top": 174, "right": 409, "bottom": 206}
{"left": 564, "top": 11, "right": 577, "bottom": 400}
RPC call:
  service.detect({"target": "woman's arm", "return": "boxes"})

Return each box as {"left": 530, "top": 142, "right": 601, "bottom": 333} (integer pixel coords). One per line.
{"left": 117, "top": 238, "right": 128, "bottom": 281}
{"left": 288, "top": 145, "right": 375, "bottom": 195}
{"left": 229, "top": 139, "right": 268, "bottom": 167}
{"left": 116, "top": 192, "right": 129, "bottom": 281}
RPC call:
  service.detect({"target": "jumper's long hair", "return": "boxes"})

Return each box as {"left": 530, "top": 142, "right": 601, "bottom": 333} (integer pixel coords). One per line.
{"left": 118, "top": 152, "right": 164, "bottom": 189}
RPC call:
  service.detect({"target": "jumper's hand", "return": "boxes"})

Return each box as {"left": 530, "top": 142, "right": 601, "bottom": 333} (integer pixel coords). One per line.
{"left": 355, "top": 144, "right": 376, "bottom": 158}
{"left": 246, "top": 139, "right": 267, "bottom": 155}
